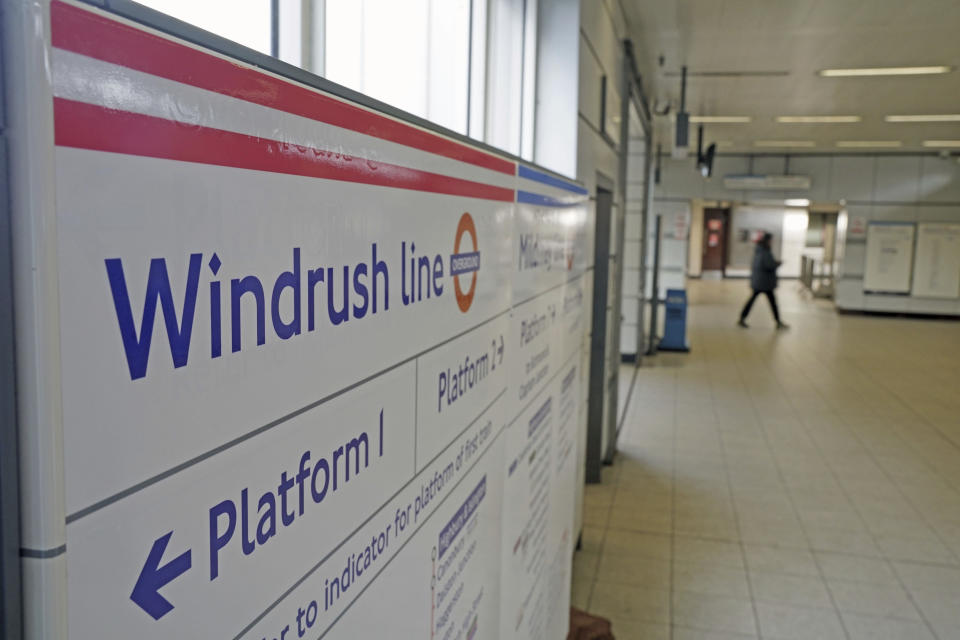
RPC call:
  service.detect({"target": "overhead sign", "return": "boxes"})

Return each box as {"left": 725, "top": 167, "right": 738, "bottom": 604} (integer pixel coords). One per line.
{"left": 25, "top": 1, "right": 591, "bottom": 638}
{"left": 723, "top": 175, "right": 812, "bottom": 190}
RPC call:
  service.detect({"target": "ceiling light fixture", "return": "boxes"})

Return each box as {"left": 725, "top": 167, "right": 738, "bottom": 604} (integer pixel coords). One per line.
{"left": 754, "top": 140, "right": 816, "bottom": 148}
{"left": 776, "top": 115, "right": 861, "bottom": 123}
{"left": 689, "top": 116, "right": 752, "bottom": 123}
{"left": 885, "top": 114, "right": 960, "bottom": 122}
{"left": 836, "top": 140, "right": 903, "bottom": 148}
{"left": 819, "top": 66, "right": 951, "bottom": 77}
{"left": 922, "top": 140, "right": 960, "bottom": 148}
{"left": 784, "top": 199, "right": 810, "bottom": 207}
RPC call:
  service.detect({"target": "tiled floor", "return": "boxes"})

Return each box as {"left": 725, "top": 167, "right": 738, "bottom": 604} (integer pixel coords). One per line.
{"left": 573, "top": 280, "right": 960, "bottom": 640}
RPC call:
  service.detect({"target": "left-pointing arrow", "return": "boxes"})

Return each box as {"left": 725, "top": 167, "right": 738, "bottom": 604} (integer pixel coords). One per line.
{"left": 130, "top": 531, "right": 192, "bottom": 620}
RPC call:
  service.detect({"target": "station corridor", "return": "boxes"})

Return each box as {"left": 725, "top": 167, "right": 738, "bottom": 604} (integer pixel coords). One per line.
{"left": 575, "top": 280, "right": 960, "bottom": 640}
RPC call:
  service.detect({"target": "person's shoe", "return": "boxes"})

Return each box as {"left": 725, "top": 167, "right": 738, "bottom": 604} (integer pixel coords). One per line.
{"left": 776, "top": 322, "right": 790, "bottom": 330}
{"left": 737, "top": 319, "right": 748, "bottom": 328}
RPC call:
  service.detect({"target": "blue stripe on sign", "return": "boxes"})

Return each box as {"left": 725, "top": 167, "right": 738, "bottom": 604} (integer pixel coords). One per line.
{"left": 438, "top": 476, "right": 486, "bottom": 558}
{"left": 518, "top": 165, "right": 588, "bottom": 195}
{"left": 517, "top": 190, "right": 583, "bottom": 207}
{"left": 450, "top": 251, "right": 481, "bottom": 275}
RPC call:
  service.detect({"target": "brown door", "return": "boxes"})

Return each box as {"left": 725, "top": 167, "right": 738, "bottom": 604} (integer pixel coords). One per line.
{"left": 702, "top": 208, "right": 729, "bottom": 273}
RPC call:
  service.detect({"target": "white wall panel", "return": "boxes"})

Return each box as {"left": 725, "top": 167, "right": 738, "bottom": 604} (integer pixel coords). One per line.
{"left": 874, "top": 156, "right": 922, "bottom": 203}
{"left": 829, "top": 156, "right": 875, "bottom": 201}
{"left": 871, "top": 203, "right": 918, "bottom": 222}
{"left": 920, "top": 156, "right": 960, "bottom": 203}
{"left": 842, "top": 243, "right": 867, "bottom": 277}
{"left": 789, "top": 156, "right": 832, "bottom": 202}
{"left": 660, "top": 158, "right": 702, "bottom": 199}
{"left": 577, "top": 39, "right": 602, "bottom": 129}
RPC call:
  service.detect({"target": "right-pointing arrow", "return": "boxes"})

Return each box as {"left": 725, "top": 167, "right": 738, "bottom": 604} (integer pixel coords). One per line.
{"left": 130, "top": 531, "right": 192, "bottom": 620}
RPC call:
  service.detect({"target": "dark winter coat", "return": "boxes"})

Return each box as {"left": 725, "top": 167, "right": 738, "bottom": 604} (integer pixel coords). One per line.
{"left": 750, "top": 244, "right": 779, "bottom": 291}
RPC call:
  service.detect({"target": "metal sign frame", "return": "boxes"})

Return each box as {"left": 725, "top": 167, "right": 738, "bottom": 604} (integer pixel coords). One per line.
{"left": 0, "top": 1, "right": 24, "bottom": 634}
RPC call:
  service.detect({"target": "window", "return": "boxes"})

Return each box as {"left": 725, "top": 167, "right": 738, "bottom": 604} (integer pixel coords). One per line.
{"left": 136, "top": 0, "right": 272, "bottom": 55}
{"left": 324, "top": 0, "right": 471, "bottom": 135}
{"left": 128, "top": 0, "right": 573, "bottom": 166}
{"left": 485, "top": 0, "right": 527, "bottom": 156}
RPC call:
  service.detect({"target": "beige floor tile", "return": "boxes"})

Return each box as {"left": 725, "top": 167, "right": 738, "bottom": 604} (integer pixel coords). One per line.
{"left": 587, "top": 581, "right": 670, "bottom": 625}
{"left": 826, "top": 578, "right": 921, "bottom": 620}
{"left": 737, "top": 521, "right": 807, "bottom": 548}
{"left": 874, "top": 533, "right": 957, "bottom": 564}
{"left": 894, "top": 560, "right": 960, "bottom": 592}
{"left": 572, "top": 550, "right": 600, "bottom": 582}
{"left": 570, "top": 574, "right": 592, "bottom": 609}
{"left": 860, "top": 511, "right": 941, "bottom": 539}
{"left": 672, "top": 628, "right": 757, "bottom": 640}
{"left": 584, "top": 482, "right": 616, "bottom": 507}
{"left": 754, "top": 602, "right": 846, "bottom": 640}
{"left": 796, "top": 507, "right": 866, "bottom": 532}
{"left": 805, "top": 527, "right": 881, "bottom": 556}
{"left": 673, "top": 562, "right": 751, "bottom": 600}
{"left": 909, "top": 589, "right": 960, "bottom": 639}
{"left": 602, "top": 529, "right": 671, "bottom": 561}
{"left": 671, "top": 591, "right": 757, "bottom": 636}
{"left": 749, "top": 570, "right": 834, "bottom": 608}
{"left": 578, "top": 526, "right": 606, "bottom": 555}
{"left": 602, "top": 618, "right": 669, "bottom": 640}
{"left": 814, "top": 552, "right": 899, "bottom": 585}
{"left": 608, "top": 508, "right": 673, "bottom": 534}
{"left": 612, "top": 493, "right": 673, "bottom": 513}
{"left": 596, "top": 554, "right": 671, "bottom": 589}
{"left": 841, "top": 612, "right": 937, "bottom": 640}
{"left": 607, "top": 280, "right": 960, "bottom": 640}
{"left": 674, "top": 536, "right": 745, "bottom": 569}
{"left": 675, "top": 516, "right": 740, "bottom": 540}
{"left": 743, "top": 545, "right": 820, "bottom": 577}
{"left": 582, "top": 502, "right": 611, "bottom": 527}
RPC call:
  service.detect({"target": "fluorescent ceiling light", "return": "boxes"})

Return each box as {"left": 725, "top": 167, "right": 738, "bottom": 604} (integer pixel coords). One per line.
{"left": 923, "top": 140, "right": 960, "bottom": 148}
{"left": 836, "top": 140, "right": 903, "bottom": 148}
{"left": 689, "top": 116, "right": 752, "bottom": 123}
{"left": 885, "top": 114, "right": 960, "bottom": 122}
{"left": 819, "top": 66, "right": 951, "bottom": 77}
{"left": 785, "top": 199, "right": 810, "bottom": 207}
{"left": 754, "top": 140, "right": 816, "bottom": 148}
{"left": 776, "top": 115, "right": 860, "bottom": 123}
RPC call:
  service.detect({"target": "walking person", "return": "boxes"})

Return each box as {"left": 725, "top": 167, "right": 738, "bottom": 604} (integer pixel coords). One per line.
{"left": 738, "top": 232, "right": 788, "bottom": 329}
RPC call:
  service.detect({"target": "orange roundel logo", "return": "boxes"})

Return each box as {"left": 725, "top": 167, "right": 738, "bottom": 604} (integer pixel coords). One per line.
{"left": 450, "top": 213, "right": 480, "bottom": 313}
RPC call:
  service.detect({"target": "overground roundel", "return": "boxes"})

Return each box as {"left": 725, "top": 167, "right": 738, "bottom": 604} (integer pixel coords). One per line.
{"left": 451, "top": 213, "right": 480, "bottom": 312}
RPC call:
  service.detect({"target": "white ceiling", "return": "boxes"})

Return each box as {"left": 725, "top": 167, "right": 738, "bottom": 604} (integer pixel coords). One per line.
{"left": 621, "top": 0, "right": 960, "bottom": 153}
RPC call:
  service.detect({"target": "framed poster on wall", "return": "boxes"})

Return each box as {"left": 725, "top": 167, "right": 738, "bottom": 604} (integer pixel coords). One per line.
{"left": 911, "top": 223, "right": 960, "bottom": 299}
{"left": 863, "top": 222, "right": 915, "bottom": 294}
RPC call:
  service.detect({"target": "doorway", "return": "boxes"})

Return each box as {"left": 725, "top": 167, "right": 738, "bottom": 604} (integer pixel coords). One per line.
{"left": 702, "top": 207, "right": 730, "bottom": 276}
{"left": 586, "top": 185, "right": 614, "bottom": 483}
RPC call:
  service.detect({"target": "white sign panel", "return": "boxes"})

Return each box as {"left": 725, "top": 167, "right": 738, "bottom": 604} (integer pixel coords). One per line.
{"left": 33, "top": 2, "right": 591, "bottom": 638}
{"left": 911, "top": 223, "right": 960, "bottom": 299}
{"left": 863, "top": 222, "right": 916, "bottom": 294}
{"left": 722, "top": 174, "right": 811, "bottom": 190}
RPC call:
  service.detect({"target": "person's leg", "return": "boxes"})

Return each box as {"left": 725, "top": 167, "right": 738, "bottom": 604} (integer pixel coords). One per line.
{"left": 764, "top": 290, "right": 787, "bottom": 327}
{"left": 739, "top": 290, "right": 760, "bottom": 324}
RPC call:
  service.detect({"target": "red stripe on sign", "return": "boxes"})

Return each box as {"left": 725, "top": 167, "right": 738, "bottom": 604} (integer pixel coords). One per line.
{"left": 50, "top": 1, "right": 515, "bottom": 177}
{"left": 54, "top": 98, "right": 514, "bottom": 202}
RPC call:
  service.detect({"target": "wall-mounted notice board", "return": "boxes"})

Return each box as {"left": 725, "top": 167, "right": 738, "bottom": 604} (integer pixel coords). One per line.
{"left": 911, "top": 223, "right": 960, "bottom": 299}
{"left": 6, "top": 1, "right": 592, "bottom": 638}
{"left": 863, "top": 222, "right": 915, "bottom": 294}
